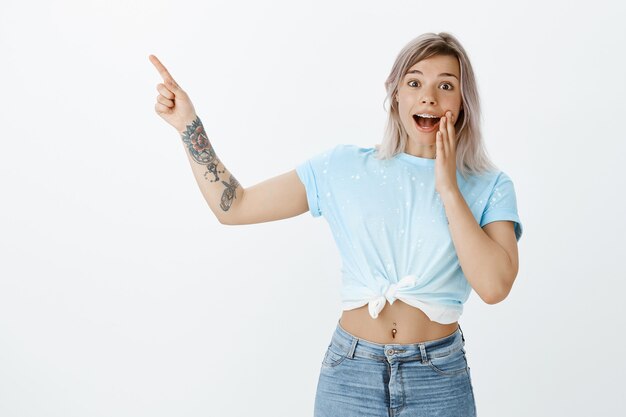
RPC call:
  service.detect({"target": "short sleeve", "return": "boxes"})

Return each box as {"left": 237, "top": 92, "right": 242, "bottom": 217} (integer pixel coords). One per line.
{"left": 295, "top": 145, "right": 338, "bottom": 217}
{"left": 479, "top": 171, "right": 523, "bottom": 241}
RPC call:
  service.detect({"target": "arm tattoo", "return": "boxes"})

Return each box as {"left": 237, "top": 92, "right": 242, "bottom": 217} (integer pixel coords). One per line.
{"left": 220, "top": 175, "right": 240, "bottom": 211}
{"left": 180, "top": 116, "right": 241, "bottom": 212}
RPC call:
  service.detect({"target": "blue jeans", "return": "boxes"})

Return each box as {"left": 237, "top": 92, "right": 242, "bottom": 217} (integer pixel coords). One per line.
{"left": 314, "top": 319, "right": 477, "bottom": 416}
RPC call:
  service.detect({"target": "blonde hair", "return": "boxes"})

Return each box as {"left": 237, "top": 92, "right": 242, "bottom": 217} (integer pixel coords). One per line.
{"left": 375, "top": 32, "right": 498, "bottom": 179}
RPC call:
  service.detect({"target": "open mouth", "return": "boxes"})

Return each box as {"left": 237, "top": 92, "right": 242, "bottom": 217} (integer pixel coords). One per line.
{"left": 413, "top": 114, "right": 441, "bottom": 131}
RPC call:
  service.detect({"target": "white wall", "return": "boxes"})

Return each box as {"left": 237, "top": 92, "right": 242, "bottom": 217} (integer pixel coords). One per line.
{"left": 1, "top": 0, "right": 624, "bottom": 416}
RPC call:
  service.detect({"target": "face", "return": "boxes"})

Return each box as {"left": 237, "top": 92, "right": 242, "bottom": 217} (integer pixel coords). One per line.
{"left": 395, "top": 54, "right": 463, "bottom": 156}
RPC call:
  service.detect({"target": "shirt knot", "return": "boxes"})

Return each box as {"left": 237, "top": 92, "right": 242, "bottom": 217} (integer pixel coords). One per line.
{"left": 367, "top": 274, "right": 417, "bottom": 319}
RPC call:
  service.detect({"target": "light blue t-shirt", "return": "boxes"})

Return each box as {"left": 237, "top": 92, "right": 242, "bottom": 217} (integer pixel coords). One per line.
{"left": 295, "top": 144, "right": 523, "bottom": 324}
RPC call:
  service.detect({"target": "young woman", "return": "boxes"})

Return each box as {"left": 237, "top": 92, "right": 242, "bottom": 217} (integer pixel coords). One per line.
{"left": 150, "top": 31, "right": 522, "bottom": 417}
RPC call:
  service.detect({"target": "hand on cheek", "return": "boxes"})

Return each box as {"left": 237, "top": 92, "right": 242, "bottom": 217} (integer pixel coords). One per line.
{"left": 434, "top": 110, "right": 459, "bottom": 194}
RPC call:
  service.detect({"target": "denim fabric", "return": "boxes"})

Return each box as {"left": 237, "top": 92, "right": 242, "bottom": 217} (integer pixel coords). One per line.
{"left": 314, "top": 319, "right": 477, "bottom": 416}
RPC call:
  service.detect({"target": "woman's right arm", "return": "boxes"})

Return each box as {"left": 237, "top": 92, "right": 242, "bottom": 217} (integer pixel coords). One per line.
{"left": 149, "top": 54, "right": 309, "bottom": 225}
{"left": 178, "top": 115, "right": 309, "bottom": 224}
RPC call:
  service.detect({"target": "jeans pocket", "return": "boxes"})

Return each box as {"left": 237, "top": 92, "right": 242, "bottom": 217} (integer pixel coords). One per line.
{"left": 427, "top": 346, "right": 468, "bottom": 377}
{"left": 321, "top": 342, "right": 348, "bottom": 368}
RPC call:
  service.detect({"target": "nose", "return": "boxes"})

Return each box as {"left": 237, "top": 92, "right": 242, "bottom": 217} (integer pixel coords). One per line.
{"left": 420, "top": 85, "right": 437, "bottom": 105}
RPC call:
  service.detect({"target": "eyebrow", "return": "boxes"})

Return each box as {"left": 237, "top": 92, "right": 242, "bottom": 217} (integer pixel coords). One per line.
{"left": 405, "top": 69, "right": 459, "bottom": 80}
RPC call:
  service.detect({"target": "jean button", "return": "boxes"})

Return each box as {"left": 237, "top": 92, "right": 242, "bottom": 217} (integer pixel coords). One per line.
{"left": 387, "top": 348, "right": 394, "bottom": 355}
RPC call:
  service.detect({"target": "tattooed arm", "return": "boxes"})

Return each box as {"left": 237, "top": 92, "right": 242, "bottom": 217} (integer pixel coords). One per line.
{"left": 182, "top": 116, "right": 308, "bottom": 225}
{"left": 150, "top": 54, "right": 309, "bottom": 225}
{"left": 178, "top": 115, "right": 244, "bottom": 220}
{"left": 180, "top": 116, "right": 309, "bottom": 224}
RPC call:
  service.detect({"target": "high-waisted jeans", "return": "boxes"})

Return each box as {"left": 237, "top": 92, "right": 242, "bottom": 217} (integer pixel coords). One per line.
{"left": 314, "top": 319, "right": 477, "bottom": 417}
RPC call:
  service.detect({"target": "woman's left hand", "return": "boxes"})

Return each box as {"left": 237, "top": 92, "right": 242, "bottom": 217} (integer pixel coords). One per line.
{"left": 435, "top": 110, "right": 460, "bottom": 195}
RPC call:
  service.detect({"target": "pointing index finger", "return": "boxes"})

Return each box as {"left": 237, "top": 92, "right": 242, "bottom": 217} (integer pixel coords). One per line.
{"left": 149, "top": 54, "right": 176, "bottom": 84}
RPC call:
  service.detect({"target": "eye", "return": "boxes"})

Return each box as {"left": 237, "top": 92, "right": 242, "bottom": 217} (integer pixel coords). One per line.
{"left": 407, "top": 80, "right": 455, "bottom": 90}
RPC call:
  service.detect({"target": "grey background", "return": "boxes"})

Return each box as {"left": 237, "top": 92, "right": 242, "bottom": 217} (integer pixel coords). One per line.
{"left": 1, "top": 0, "right": 624, "bottom": 416}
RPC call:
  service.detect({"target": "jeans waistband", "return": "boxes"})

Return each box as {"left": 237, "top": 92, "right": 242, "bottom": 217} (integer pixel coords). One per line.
{"left": 330, "top": 318, "right": 466, "bottom": 363}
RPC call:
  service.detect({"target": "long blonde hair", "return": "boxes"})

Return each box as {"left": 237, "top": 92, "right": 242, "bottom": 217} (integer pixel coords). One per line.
{"left": 375, "top": 32, "right": 498, "bottom": 179}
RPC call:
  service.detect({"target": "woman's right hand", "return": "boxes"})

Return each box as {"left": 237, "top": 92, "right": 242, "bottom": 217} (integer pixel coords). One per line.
{"left": 149, "top": 54, "right": 198, "bottom": 133}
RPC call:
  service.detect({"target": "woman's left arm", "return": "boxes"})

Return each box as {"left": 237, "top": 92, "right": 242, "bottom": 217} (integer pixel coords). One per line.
{"left": 435, "top": 111, "right": 519, "bottom": 305}
{"left": 440, "top": 189, "right": 519, "bottom": 304}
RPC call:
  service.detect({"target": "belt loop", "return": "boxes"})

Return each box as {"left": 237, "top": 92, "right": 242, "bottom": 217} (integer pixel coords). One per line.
{"left": 458, "top": 323, "right": 465, "bottom": 343}
{"left": 348, "top": 337, "right": 358, "bottom": 359}
{"left": 419, "top": 342, "right": 428, "bottom": 364}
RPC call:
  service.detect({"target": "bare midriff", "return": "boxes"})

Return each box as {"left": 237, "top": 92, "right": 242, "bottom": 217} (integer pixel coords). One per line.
{"left": 339, "top": 299, "right": 459, "bottom": 344}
